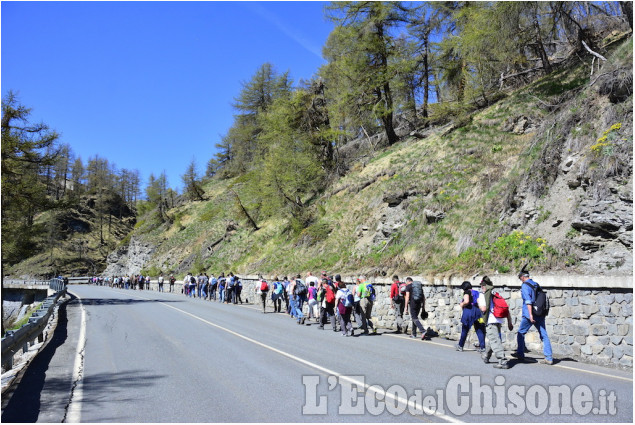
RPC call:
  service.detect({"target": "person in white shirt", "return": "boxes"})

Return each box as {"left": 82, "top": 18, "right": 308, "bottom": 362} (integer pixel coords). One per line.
{"left": 478, "top": 276, "right": 513, "bottom": 369}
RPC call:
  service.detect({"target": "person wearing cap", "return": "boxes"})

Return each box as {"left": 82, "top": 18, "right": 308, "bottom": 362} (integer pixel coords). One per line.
{"left": 478, "top": 276, "right": 513, "bottom": 369}
{"left": 515, "top": 270, "right": 554, "bottom": 365}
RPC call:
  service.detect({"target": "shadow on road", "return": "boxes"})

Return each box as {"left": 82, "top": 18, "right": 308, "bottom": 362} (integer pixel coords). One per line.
{"left": 79, "top": 298, "right": 184, "bottom": 306}
{"left": 2, "top": 294, "right": 74, "bottom": 422}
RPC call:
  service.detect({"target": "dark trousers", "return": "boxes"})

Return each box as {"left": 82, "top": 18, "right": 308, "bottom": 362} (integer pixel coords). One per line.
{"left": 339, "top": 310, "right": 353, "bottom": 335}
{"left": 409, "top": 300, "right": 426, "bottom": 337}
{"left": 320, "top": 304, "right": 336, "bottom": 330}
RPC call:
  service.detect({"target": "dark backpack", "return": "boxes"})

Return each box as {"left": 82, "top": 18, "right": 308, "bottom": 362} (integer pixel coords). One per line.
{"left": 294, "top": 280, "right": 307, "bottom": 296}
{"left": 525, "top": 281, "right": 549, "bottom": 317}
{"left": 411, "top": 281, "right": 424, "bottom": 302}
{"left": 190, "top": 276, "right": 196, "bottom": 284}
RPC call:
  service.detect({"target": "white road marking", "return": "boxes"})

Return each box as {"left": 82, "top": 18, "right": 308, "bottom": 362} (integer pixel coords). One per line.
{"left": 65, "top": 294, "right": 86, "bottom": 423}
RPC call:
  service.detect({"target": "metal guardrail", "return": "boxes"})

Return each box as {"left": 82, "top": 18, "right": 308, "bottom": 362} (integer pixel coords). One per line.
{"left": 3, "top": 279, "right": 50, "bottom": 286}
{"left": 1, "top": 279, "right": 67, "bottom": 371}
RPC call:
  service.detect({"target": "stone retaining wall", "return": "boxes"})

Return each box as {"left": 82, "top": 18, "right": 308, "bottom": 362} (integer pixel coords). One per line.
{"left": 139, "top": 274, "right": 632, "bottom": 369}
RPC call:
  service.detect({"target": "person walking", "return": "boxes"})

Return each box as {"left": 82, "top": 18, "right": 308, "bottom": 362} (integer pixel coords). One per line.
{"left": 515, "top": 269, "right": 554, "bottom": 365}
{"left": 234, "top": 275, "right": 243, "bottom": 304}
{"left": 478, "top": 276, "right": 513, "bottom": 369}
{"left": 271, "top": 277, "right": 284, "bottom": 313}
{"left": 258, "top": 276, "right": 269, "bottom": 313}
{"left": 456, "top": 281, "right": 486, "bottom": 352}
{"left": 158, "top": 273, "right": 165, "bottom": 292}
{"left": 356, "top": 276, "right": 376, "bottom": 335}
{"left": 218, "top": 273, "right": 226, "bottom": 303}
{"left": 169, "top": 275, "right": 175, "bottom": 292}
{"left": 306, "top": 281, "right": 318, "bottom": 321}
{"left": 335, "top": 280, "right": 354, "bottom": 336}
{"left": 318, "top": 279, "right": 337, "bottom": 331}
{"left": 390, "top": 275, "right": 407, "bottom": 333}
{"left": 403, "top": 278, "right": 428, "bottom": 340}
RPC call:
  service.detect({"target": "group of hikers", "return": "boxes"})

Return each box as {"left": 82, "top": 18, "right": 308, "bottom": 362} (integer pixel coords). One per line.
{"left": 101, "top": 267, "right": 553, "bottom": 370}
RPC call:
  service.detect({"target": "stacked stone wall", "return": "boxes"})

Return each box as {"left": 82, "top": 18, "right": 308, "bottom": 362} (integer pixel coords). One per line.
{"left": 139, "top": 274, "right": 632, "bottom": 368}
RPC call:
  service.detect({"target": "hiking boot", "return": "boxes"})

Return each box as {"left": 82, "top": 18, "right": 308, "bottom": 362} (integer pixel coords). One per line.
{"left": 456, "top": 344, "right": 464, "bottom": 352}
{"left": 539, "top": 359, "right": 554, "bottom": 365}
{"left": 301, "top": 317, "right": 306, "bottom": 325}
{"left": 493, "top": 361, "right": 509, "bottom": 369}
{"left": 481, "top": 352, "right": 491, "bottom": 364}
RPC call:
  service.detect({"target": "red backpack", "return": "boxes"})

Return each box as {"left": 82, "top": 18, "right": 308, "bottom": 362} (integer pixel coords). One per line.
{"left": 260, "top": 280, "right": 269, "bottom": 292}
{"left": 491, "top": 292, "right": 509, "bottom": 318}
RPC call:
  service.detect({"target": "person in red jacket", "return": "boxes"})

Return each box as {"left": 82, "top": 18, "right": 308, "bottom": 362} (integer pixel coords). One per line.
{"left": 389, "top": 275, "right": 406, "bottom": 333}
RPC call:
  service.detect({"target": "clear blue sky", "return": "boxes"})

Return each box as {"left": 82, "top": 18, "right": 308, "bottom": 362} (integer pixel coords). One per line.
{"left": 2, "top": 1, "right": 334, "bottom": 193}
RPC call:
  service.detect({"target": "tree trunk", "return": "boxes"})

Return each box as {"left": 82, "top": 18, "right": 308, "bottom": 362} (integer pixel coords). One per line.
{"left": 533, "top": 16, "right": 552, "bottom": 74}
{"left": 621, "top": 2, "right": 633, "bottom": 29}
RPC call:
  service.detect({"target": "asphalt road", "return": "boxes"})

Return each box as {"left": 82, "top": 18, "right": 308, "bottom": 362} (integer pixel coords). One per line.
{"left": 2, "top": 285, "right": 632, "bottom": 422}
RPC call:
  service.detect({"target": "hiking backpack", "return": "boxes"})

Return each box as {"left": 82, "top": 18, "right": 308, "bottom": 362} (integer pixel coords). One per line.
{"left": 341, "top": 288, "right": 353, "bottom": 308}
{"left": 524, "top": 281, "right": 550, "bottom": 317}
{"left": 411, "top": 281, "right": 424, "bottom": 302}
{"left": 294, "top": 280, "right": 308, "bottom": 297}
{"left": 260, "top": 280, "right": 269, "bottom": 292}
{"left": 491, "top": 292, "right": 509, "bottom": 318}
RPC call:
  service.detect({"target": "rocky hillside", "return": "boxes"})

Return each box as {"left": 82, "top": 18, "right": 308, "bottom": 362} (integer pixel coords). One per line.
{"left": 106, "top": 36, "right": 632, "bottom": 279}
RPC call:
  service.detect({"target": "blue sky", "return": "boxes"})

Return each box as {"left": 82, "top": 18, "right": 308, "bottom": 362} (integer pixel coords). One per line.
{"left": 2, "top": 1, "right": 334, "bottom": 192}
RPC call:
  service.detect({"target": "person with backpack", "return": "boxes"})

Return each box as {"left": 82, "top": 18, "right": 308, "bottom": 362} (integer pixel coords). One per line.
{"left": 478, "top": 276, "right": 513, "bottom": 369}
{"left": 356, "top": 276, "right": 376, "bottom": 335}
{"left": 234, "top": 275, "right": 243, "bottom": 304}
{"left": 403, "top": 278, "right": 428, "bottom": 340}
{"left": 218, "top": 273, "right": 226, "bottom": 303}
{"left": 456, "top": 281, "right": 485, "bottom": 351}
{"left": 318, "top": 279, "right": 337, "bottom": 331}
{"left": 515, "top": 269, "right": 554, "bottom": 365}
{"left": 282, "top": 276, "right": 291, "bottom": 314}
{"left": 209, "top": 274, "right": 217, "bottom": 300}
{"left": 289, "top": 277, "right": 306, "bottom": 325}
{"left": 390, "top": 275, "right": 407, "bottom": 334}
{"left": 258, "top": 275, "right": 269, "bottom": 313}
{"left": 335, "top": 280, "right": 354, "bottom": 336}
{"left": 306, "top": 281, "right": 319, "bottom": 322}
{"left": 271, "top": 277, "right": 284, "bottom": 313}
{"left": 158, "top": 273, "right": 164, "bottom": 292}
{"left": 169, "top": 275, "right": 175, "bottom": 292}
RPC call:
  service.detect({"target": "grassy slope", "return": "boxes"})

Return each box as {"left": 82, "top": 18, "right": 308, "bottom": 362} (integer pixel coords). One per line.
{"left": 74, "top": 36, "right": 635, "bottom": 278}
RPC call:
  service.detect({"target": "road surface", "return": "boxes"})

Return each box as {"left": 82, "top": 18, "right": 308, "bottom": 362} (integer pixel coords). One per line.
{"left": 2, "top": 285, "right": 632, "bottom": 422}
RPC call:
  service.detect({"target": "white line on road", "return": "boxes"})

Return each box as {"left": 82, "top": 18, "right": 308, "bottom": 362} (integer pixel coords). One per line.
{"left": 64, "top": 293, "right": 86, "bottom": 423}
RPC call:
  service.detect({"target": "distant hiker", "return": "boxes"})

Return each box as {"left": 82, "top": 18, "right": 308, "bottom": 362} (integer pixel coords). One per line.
{"left": 218, "top": 273, "right": 226, "bottom": 303}
{"left": 456, "top": 281, "right": 485, "bottom": 352}
{"left": 335, "top": 280, "right": 354, "bottom": 337}
{"left": 258, "top": 275, "right": 269, "bottom": 313}
{"left": 282, "top": 276, "right": 291, "bottom": 314}
{"left": 306, "top": 280, "right": 319, "bottom": 322}
{"left": 318, "top": 279, "right": 337, "bottom": 331}
{"left": 209, "top": 274, "right": 217, "bottom": 300}
{"left": 390, "top": 275, "right": 406, "bottom": 333}
{"left": 404, "top": 277, "right": 428, "bottom": 340}
{"left": 158, "top": 274, "right": 164, "bottom": 292}
{"left": 271, "top": 277, "right": 284, "bottom": 313}
{"left": 356, "top": 276, "right": 376, "bottom": 335}
{"left": 479, "top": 276, "right": 513, "bottom": 369}
{"left": 515, "top": 269, "right": 554, "bottom": 365}
{"left": 169, "top": 275, "right": 175, "bottom": 292}
{"left": 234, "top": 275, "right": 243, "bottom": 304}
{"left": 289, "top": 277, "right": 306, "bottom": 325}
